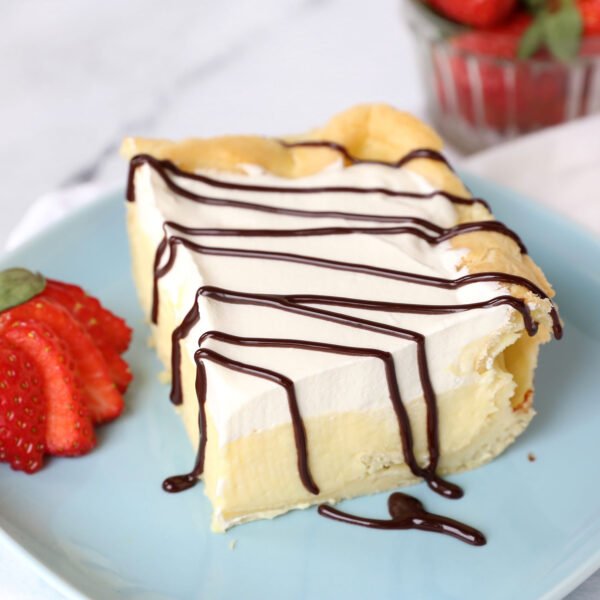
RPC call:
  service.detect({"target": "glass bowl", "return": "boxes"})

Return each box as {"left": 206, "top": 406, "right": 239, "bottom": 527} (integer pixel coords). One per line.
{"left": 404, "top": 0, "right": 600, "bottom": 152}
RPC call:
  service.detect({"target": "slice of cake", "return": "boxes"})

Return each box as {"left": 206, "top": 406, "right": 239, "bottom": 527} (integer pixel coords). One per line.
{"left": 121, "top": 105, "right": 560, "bottom": 532}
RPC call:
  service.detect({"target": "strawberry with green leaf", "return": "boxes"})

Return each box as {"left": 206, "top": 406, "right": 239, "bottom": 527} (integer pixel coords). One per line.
{"left": 518, "top": 0, "right": 584, "bottom": 61}
{"left": 431, "top": 0, "right": 599, "bottom": 134}
{"left": 0, "top": 267, "right": 133, "bottom": 473}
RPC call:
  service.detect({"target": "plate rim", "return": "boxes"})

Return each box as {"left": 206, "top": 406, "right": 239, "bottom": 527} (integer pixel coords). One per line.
{"left": 0, "top": 520, "right": 90, "bottom": 600}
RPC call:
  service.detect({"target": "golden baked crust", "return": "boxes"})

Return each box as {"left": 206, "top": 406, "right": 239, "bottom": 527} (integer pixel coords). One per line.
{"left": 121, "top": 103, "right": 555, "bottom": 342}
{"left": 121, "top": 104, "right": 461, "bottom": 191}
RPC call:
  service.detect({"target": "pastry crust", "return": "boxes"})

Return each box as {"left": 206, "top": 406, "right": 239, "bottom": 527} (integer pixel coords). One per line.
{"left": 123, "top": 104, "right": 559, "bottom": 529}
{"left": 121, "top": 104, "right": 460, "bottom": 189}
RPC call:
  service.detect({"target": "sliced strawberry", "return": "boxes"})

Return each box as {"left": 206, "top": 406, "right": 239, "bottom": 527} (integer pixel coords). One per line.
{"left": 0, "top": 298, "right": 124, "bottom": 424}
{"left": 0, "top": 339, "right": 46, "bottom": 473}
{"left": 42, "top": 280, "right": 132, "bottom": 354}
{"left": 93, "top": 336, "right": 132, "bottom": 394}
{"left": 4, "top": 321, "right": 96, "bottom": 456}
{"left": 39, "top": 282, "right": 132, "bottom": 393}
{"left": 427, "top": 0, "right": 518, "bottom": 28}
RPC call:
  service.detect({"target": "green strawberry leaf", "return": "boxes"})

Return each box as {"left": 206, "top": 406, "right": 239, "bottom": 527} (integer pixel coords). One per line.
{"left": 523, "top": 0, "right": 546, "bottom": 11}
{"left": 543, "top": 3, "right": 583, "bottom": 61}
{"left": 0, "top": 268, "right": 46, "bottom": 313}
{"left": 518, "top": 15, "right": 546, "bottom": 59}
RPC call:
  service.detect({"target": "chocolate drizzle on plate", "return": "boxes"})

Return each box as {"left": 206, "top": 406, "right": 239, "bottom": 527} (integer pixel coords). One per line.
{"left": 128, "top": 142, "right": 561, "bottom": 540}
{"left": 318, "top": 492, "right": 486, "bottom": 546}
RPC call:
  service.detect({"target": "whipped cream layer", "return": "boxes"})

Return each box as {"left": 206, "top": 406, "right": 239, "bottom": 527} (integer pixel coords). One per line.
{"left": 133, "top": 160, "right": 516, "bottom": 446}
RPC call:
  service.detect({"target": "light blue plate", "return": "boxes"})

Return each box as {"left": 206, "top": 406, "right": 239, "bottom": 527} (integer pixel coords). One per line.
{"left": 0, "top": 172, "right": 599, "bottom": 600}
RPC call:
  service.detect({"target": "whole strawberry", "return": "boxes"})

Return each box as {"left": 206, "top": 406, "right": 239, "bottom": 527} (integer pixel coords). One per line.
{"left": 578, "top": 0, "right": 600, "bottom": 35}
{"left": 427, "top": 0, "right": 519, "bottom": 28}
{"left": 0, "top": 339, "right": 46, "bottom": 473}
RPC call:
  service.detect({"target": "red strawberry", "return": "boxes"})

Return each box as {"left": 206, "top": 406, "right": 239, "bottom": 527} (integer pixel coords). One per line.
{"left": 427, "top": 0, "right": 518, "bottom": 28}
{"left": 446, "top": 15, "right": 529, "bottom": 130}
{"left": 40, "top": 280, "right": 133, "bottom": 392}
{"left": 89, "top": 337, "right": 132, "bottom": 394}
{"left": 4, "top": 321, "right": 96, "bottom": 456}
{"left": 444, "top": 13, "right": 569, "bottom": 132}
{"left": 581, "top": 35, "right": 600, "bottom": 54}
{"left": 451, "top": 13, "right": 531, "bottom": 58}
{"left": 43, "top": 280, "right": 132, "bottom": 354}
{"left": 0, "top": 340, "right": 46, "bottom": 473}
{"left": 0, "top": 298, "right": 124, "bottom": 424}
{"left": 579, "top": 0, "right": 600, "bottom": 35}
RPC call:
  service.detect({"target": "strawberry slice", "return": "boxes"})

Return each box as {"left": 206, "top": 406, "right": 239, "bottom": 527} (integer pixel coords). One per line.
{"left": 40, "top": 280, "right": 133, "bottom": 393}
{"left": 42, "top": 280, "right": 132, "bottom": 354}
{"left": 92, "top": 337, "right": 132, "bottom": 394}
{"left": 0, "top": 339, "right": 46, "bottom": 473}
{"left": 0, "top": 298, "right": 124, "bottom": 424}
{"left": 4, "top": 321, "right": 96, "bottom": 456}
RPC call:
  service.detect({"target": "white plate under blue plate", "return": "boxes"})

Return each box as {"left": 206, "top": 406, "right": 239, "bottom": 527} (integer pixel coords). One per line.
{"left": 0, "top": 172, "right": 599, "bottom": 600}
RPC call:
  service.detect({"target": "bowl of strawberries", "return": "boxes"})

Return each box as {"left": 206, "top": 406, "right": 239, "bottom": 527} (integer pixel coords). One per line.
{"left": 405, "top": 0, "right": 600, "bottom": 151}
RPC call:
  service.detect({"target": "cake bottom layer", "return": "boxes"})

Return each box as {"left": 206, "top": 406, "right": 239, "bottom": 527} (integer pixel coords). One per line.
{"left": 174, "top": 347, "right": 533, "bottom": 531}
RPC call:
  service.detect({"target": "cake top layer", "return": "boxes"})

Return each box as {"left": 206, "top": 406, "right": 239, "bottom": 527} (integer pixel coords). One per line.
{"left": 138, "top": 158, "right": 522, "bottom": 404}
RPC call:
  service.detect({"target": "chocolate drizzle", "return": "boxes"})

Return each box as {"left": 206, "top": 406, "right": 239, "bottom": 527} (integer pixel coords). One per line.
{"left": 280, "top": 140, "right": 454, "bottom": 171}
{"left": 150, "top": 215, "right": 528, "bottom": 324}
{"left": 151, "top": 237, "right": 558, "bottom": 335}
{"left": 158, "top": 220, "right": 526, "bottom": 249}
{"left": 168, "top": 290, "right": 538, "bottom": 408}
{"left": 318, "top": 492, "right": 486, "bottom": 546}
{"left": 128, "top": 141, "right": 561, "bottom": 539}
{"left": 164, "top": 286, "right": 539, "bottom": 499}
{"left": 126, "top": 152, "right": 490, "bottom": 209}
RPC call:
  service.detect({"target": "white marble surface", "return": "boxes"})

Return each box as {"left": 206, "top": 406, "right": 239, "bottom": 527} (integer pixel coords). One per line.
{"left": 0, "top": 0, "right": 598, "bottom": 598}
{"left": 0, "top": 0, "right": 426, "bottom": 248}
